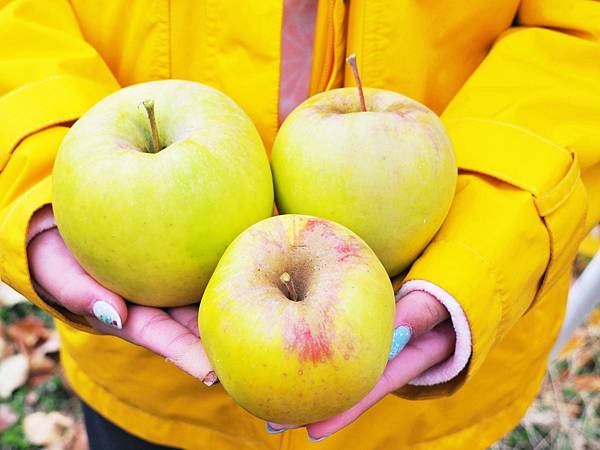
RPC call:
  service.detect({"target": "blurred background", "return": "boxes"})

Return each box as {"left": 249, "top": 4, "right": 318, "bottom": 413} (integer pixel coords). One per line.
{"left": 0, "top": 226, "right": 598, "bottom": 450}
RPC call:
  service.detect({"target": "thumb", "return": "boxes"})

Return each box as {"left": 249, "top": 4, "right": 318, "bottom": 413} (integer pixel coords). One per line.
{"left": 28, "top": 227, "right": 127, "bottom": 328}
{"left": 388, "top": 290, "right": 449, "bottom": 360}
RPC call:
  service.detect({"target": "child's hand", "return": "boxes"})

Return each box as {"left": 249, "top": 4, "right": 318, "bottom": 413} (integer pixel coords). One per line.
{"left": 268, "top": 291, "right": 456, "bottom": 441}
{"left": 27, "top": 223, "right": 216, "bottom": 385}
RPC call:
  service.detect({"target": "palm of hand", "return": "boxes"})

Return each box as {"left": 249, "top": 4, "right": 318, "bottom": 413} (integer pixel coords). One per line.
{"left": 28, "top": 226, "right": 215, "bottom": 384}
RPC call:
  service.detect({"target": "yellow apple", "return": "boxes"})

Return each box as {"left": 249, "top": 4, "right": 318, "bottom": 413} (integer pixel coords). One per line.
{"left": 199, "top": 214, "right": 395, "bottom": 424}
{"left": 270, "top": 86, "right": 456, "bottom": 276}
{"left": 53, "top": 80, "right": 274, "bottom": 306}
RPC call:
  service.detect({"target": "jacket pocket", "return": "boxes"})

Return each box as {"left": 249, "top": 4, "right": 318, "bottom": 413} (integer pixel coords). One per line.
{"left": 445, "top": 117, "right": 588, "bottom": 304}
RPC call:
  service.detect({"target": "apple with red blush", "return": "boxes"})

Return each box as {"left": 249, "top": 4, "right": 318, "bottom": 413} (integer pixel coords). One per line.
{"left": 199, "top": 214, "right": 395, "bottom": 424}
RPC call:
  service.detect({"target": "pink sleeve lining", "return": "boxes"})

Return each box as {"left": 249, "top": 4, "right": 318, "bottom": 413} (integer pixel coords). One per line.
{"left": 397, "top": 280, "right": 472, "bottom": 386}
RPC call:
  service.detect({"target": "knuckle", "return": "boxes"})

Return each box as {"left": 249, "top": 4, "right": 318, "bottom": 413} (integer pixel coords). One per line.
{"left": 422, "top": 297, "right": 443, "bottom": 328}
{"left": 380, "top": 370, "right": 396, "bottom": 391}
{"left": 167, "top": 330, "right": 196, "bottom": 350}
{"left": 136, "top": 313, "right": 171, "bottom": 342}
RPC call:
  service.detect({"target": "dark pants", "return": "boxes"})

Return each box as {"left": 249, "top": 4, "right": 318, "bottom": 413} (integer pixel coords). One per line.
{"left": 82, "top": 401, "right": 180, "bottom": 450}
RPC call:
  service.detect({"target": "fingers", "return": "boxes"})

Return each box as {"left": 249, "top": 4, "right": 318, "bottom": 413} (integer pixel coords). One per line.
{"left": 306, "top": 321, "right": 455, "bottom": 440}
{"left": 28, "top": 225, "right": 214, "bottom": 384}
{"left": 167, "top": 305, "right": 200, "bottom": 335}
{"left": 87, "top": 305, "right": 215, "bottom": 384}
{"left": 387, "top": 290, "right": 449, "bottom": 361}
{"left": 28, "top": 228, "right": 127, "bottom": 327}
{"left": 395, "top": 290, "right": 449, "bottom": 338}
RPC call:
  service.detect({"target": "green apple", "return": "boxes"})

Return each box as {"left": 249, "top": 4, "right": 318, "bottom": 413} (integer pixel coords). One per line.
{"left": 271, "top": 58, "right": 456, "bottom": 276}
{"left": 53, "top": 80, "right": 274, "bottom": 306}
{"left": 199, "top": 214, "right": 395, "bottom": 424}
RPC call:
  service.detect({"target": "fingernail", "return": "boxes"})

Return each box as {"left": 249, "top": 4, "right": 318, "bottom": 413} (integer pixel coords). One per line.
{"left": 308, "top": 434, "right": 329, "bottom": 442}
{"left": 202, "top": 371, "right": 219, "bottom": 386}
{"left": 266, "top": 423, "right": 286, "bottom": 434}
{"left": 92, "top": 301, "right": 122, "bottom": 329}
{"left": 388, "top": 326, "right": 411, "bottom": 360}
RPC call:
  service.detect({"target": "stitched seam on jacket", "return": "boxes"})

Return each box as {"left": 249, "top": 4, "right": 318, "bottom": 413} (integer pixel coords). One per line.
{"left": 535, "top": 182, "right": 588, "bottom": 299}
{"left": 0, "top": 75, "right": 63, "bottom": 104}
{"left": 444, "top": 116, "right": 570, "bottom": 156}
{"left": 1, "top": 119, "right": 77, "bottom": 174}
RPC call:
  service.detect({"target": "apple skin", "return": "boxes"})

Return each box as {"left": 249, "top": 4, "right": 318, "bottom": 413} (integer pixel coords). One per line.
{"left": 199, "top": 214, "right": 395, "bottom": 424}
{"left": 271, "top": 88, "right": 456, "bottom": 276}
{"left": 53, "top": 80, "right": 274, "bottom": 307}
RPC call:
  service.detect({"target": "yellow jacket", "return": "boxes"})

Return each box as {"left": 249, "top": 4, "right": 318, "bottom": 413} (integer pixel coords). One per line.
{"left": 1, "top": 0, "right": 599, "bottom": 448}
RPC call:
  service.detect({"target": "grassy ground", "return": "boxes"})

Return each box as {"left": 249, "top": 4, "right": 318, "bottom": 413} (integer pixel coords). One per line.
{"left": 0, "top": 256, "right": 598, "bottom": 449}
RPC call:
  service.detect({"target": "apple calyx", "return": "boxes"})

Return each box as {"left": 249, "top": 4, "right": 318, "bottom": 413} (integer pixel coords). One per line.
{"left": 346, "top": 54, "right": 367, "bottom": 112}
{"left": 142, "top": 99, "right": 162, "bottom": 153}
{"left": 279, "top": 272, "right": 299, "bottom": 302}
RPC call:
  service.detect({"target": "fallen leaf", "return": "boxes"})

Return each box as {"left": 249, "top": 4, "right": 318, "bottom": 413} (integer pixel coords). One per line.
{"left": 573, "top": 374, "right": 600, "bottom": 392}
{"left": 7, "top": 316, "right": 51, "bottom": 351}
{"left": 26, "top": 329, "right": 59, "bottom": 388}
{"left": 62, "top": 421, "right": 88, "bottom": 450}
{"left": 586, "top": 308, "right": 600, "bottom": 327}
{"left": 0, "top": 404, "right": 18, "bottom": 432}
{"left": 0, "top": 353, "right": 29, "bottom": 398}
{"left": 569, "top": 347, "right": 596, "bottom": 374}
{"left": 560, "top": 334, "right": 584, "bottom": 357}
{"left": 36, "top": 330, "right": 60, "bottom": 355}
{"left": 0, "top": 281, "right": 26, "bottom": 307}
{"left": 29, "top": 351, "right": 56, "bottom": 374}
{"left": 0, "top": 334, "right": 6, "bottom": 359}
{"left": 28, "top": 372, "right": 54, "bottom": 389}
{"left": 0, "top": 322, "right": 14, "bottom": 360}
{"left": 23, "top": 411, "right": 73, "bottom": 446}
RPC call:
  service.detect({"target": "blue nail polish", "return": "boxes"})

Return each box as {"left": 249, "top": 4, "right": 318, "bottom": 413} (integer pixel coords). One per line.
{"left": 388, "top": 326, "right": 411, "bottom": 360}
{"left": 266, "top": 423, "right": 286, "bottom": 434}
{"left": 308, "top": 434, "right": 329, "bottom": 442}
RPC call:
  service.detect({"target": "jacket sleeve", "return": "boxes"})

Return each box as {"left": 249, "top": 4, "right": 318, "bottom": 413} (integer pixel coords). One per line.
{"left": 396, "top": 0, "right": 600, "bottom": 398}
{"left": 0, "top": 0, "right": 119, "bottom": 332}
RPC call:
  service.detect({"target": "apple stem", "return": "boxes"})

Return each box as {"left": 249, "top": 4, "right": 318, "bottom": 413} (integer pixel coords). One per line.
{"left": 142, "top": 99, "right": 162, "bottom": 153}
{"left": 346, "top": 54, "right": 367, "bottom": 112}
{"left": 280, "top": 272, "right": 299, "bottom": 302}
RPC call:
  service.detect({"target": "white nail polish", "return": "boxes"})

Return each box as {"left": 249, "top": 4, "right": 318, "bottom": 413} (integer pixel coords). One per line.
{"left": 92, "top": 301, "right": 122, "bottom": 329}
